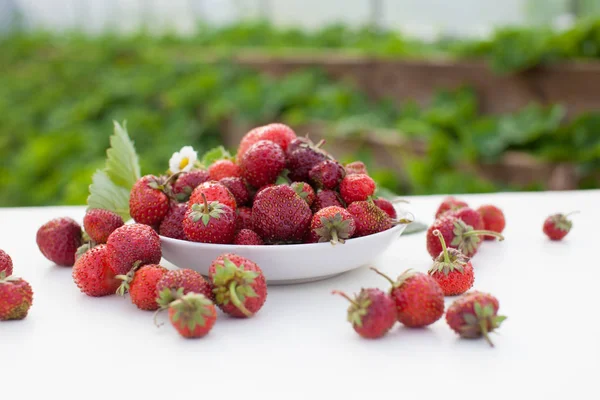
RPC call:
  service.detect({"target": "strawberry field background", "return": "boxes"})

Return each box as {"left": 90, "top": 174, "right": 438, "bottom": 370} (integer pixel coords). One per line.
{"left": 1, "top": 21, "right": 600, "bottom": 207}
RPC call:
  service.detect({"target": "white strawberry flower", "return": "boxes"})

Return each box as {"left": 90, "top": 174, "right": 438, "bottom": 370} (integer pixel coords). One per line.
{"left": 169, "top": 146, "right": 197, "bottom": 173}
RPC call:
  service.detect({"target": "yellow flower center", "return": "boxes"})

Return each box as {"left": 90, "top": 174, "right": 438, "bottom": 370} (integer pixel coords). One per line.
{"left": 179, "top": 157, "right": 190, "bottom": 170}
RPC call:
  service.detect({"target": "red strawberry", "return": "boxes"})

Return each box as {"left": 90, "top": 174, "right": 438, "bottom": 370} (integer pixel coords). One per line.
{"left": 332, "top": 288, "right": 396, "bottom": 339}
{"left": 371, "top": 268, "right": 444, "bottom": 328}
{"left": 426, "top": 216, "right": 504, "bottom": 258}
{"left": 311, "top": 206, "right": 356, "bottom": 244}
{"left": 129, "top": 175, "right": 170, "bottom": 226}
{"left": 312, "top": 189, "right": 345, "bottom": 212}
{"left": 72, "top": 244, "right": 120, "bottom": 297}
{"left": 286, "top": 138, "right": 331, "bottom": 182}
{"left": 339, "top": 174, "right": 376, "bottom": 204}
{"left": 303, "top": 229, "right": 319, "bottom": 244}
{"left": 345, "top": 161, "right": 368, "bottom": 175}
{"left": 477, "top": 205, "right": 506, "bottom": 240}
{"left": 347, "top": 200, "right": 391, "bottom": 237}
{"left": 428, "top": 230, "right": 474, "bottom": 296}
{"left": 445, "top": 207, "right": 484, "bottom": 230}
{"left": 220, "top": 177, "right": 251, "bottom": 206}
{"left": 36, "top": 217, "right": 83, "bottom": 266}
{"left": 309, "top": 160, "right": 345, "bottom": 190}
{"left": 236, "top": 206, "right": 253, "bottom": 231}
{"left": 116, "top": 264, "right": 167, "bottom": 311}
{"left": 183, "top": 195, "right": 236, "bottom": 244}
{"left": 291, "top": 182, "right": 315, "bottom": 206}
{"left": 373, "top": 198, "right": 397, "bottom": 219}
{"left": 106, "top": 223, "right": 162, "bottom": 276}
{"left": 156, "top": 268, "right": 213, "bottom": 303}
{"left": 0, "top": 249, "right": 13, "bottom": 277}
{"left": 435, "top": 196, "right": 468, "bottom": 218}
{"left": 0, "top": 274, "right": 33, "bottom": 321}
{"left": 189, "top": 181, "right": 237, "bottom": 211}
{"left": 286, "top": 136, "right": 312, "bottom": 154}
{"left": 209, "top": 254, "right": 267, "bottom": 318}
{"left": 252, "top": 184, "right": 312, "bottom": 243}
{"left": 164, "top": 291, "right": 217, "bottom": 338}
{"left": 446, "top": 291, "right": 506, "bottom": 347}
{"left": 237, "top": 123, "right": 297, "bottom": 160}
{"left": 543, "top": 212, "right": 577, "bottom": 241}
{"left": 159, "top": 202, "right": 187, "bottom": 240}
{"left": 172, "top": 170, "right": 210, "bottom": 202}
{"left": 83, "top": 209, "right": 124, "bottom": 244}
{"left": 209, "top": 159, "right": 242, "bottom": 181}
{"left": 234, "top": 229, "right": 264, "bottom": 245}
{"left": 240, "top": 140, "right": 286, "bottom": 188}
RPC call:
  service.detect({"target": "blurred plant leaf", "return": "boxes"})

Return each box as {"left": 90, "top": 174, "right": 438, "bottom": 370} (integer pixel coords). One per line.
{"left": 105, "top": 121, "right": 141, "bottom": 188}
{"left": 87, "top": 170, "right": 131, "bottom": 220}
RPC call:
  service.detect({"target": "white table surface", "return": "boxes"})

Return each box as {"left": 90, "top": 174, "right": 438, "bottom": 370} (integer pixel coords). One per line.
{"left": 2, "top": 190, "right": 599, "bottom": 400}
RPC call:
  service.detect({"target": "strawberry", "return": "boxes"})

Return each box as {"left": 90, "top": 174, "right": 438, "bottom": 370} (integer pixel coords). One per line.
{"left": 237, "top": 123, "right": 297, "bottom": 160}
{"left": 234, "top": 229, "right": 264, "bottom": 245}
{"left": 291, "top": 182, "right": 315, "bottom": 206}
{"left": 311, "top": 206, "right": 356, "bottom": 245}
{"left": 426, "top": 216, "right": 503, "bottom": 258}
{"left": 0, "top": 273, "right": 33, "bottom": 321}
{"left": 183, "top": 194, "right": 237, "bottom": 244}
{"left": 347, "top": 200, "right": 391, "bottom": 237}
{"left": 286, "top": 138, "right": 331, "bottom": 182}
{"left": 477, "top": 205, "right": 506, "bottom": 240}
{"left": 189, "top": 181, "right": 237, "bottom": 211}
{"left": 209, "top": 254, "right": 267, "bottom": 318}
{"left": 428, "top": 230, "right": 474, "bottom": 296}
{"left": 303, "top": 229, "right": 319, "bottom": 244}
{"left": 0, "top": 249, "right": 13, "bottom": 277}
{"left": 161, "top": 290, "right": 217, "bottom": 339}
{"left": 36, "top": 217, "right": 83, "bottom": 266}
{"left": 172, "top": 170, "right": 210, "bottom": 202}
{"left": 236, "top": 206, "right": 254, "bottom": 231}
{"left": 332, "top": 288, "right": 396, "bottom": 339}
{"left": 209, "top": 159, "right": 242, "bottom": 181}
{"left": 309, "top": 160, "right": 345, "bottom": 190}
{"left": 446, "top": 291, "right": 506, "bottom": 347}
{"left": 311, "top": 189, "right": 345, "bottom": 212}
{"left": 286, "top": 136, "right": 312, "bottom": 154}
{"left": 72, "top": 244, "right": 120, "bottom": 297}
{"left": 240, "top": 140, "right": 286, "bottom": 188}
{"left": 373, "top": 198, "right": 397, "bottom": 219}
{"left": 435, "top": 196, "right": 468, "bottom": 218}
{"left": 129, "top": 175, "right": 170, "bottom": 226}
{"left": 543, "top": 212, "right": 577, "bottom": 241}
{"left": 371, "top": 268, "right": 444, "bottom": 328}
{"left": 83, "top": 209, "right": 124, "bottom": 244}
{"left": 106, "top": 223, "right": 162, "bottom": 276}
{"left": 159, "top": 202, "right": 187, "bottom": 240}
{"left": 252, "top": 184, "right": 312, "bottom": 243}
{"left": 339, "top": 174, "right": 376, "bottom": 204}
{"left": 156, "top": 268, "right": 213, "bottom": 303}
{"left": 444, "top": 207, "right": 484, "bottom": 230}
{"left": 345, "top": 161, "right": 368, "bottom": 175}
{"left": 116, "top": 264, "right": 167, "bottom": 311}
{"left": 220, "top": 177, "right": 251, "bottom": 206}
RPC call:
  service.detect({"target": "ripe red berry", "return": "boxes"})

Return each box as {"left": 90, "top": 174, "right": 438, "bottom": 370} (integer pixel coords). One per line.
{"left": 339, "top": 174, "right": 376, "bottom": 204}
{"left": 291, "top": 182, "right": 315, "bottom": 207}
{"left": 309, "top": 160, "right": 345, "bottom": 190}
{"left": 426, "top": 216, "right": 503, "bottom": 258}
{"left": 72, "top": 244, "right": 120, "bottom": 297}
{"left": 311, "top": 189, "right": 345, "bottom": 212}
{"left": 220, "top": 177, "right": 251, "bottom": 206}
{"left": 189, "top": 181, "right": 237, "bottom": 211}
{"left": 543, "top": 212, "right": 577, "bottom": 241}
{"left": 233, "top": 229, "right": 264, "bottom": 245}
{"left": 159, "top": 202, "right": 187, "bottom": 240}
{"left": 428, "top": 230, "right": 474, "bottom": 296}
{"left": 237, "top": 123, "right": 297, "bottom": 160}
{"left": 129, "top": 175, "right": 170, "bottom": 226}
{"left": 236, "top": 206, "right": 253, "bottom": 231}
{"left": 286, "top": 138, "right": 331, "bottom": 182}
{"left": 172, "top": 170, "right": 210, "bottom": 202}
{"left": 373, "top": 198, "right": 397, "bottom": 219}
{"left": 156, "top": 268, "right": 213, "bottom": 303}
{"left": 477, "top": 205, "right": 506, "bottom": 240}
{"left": 167, "top": 292, "right": 217, "bottom": 339}
{"left": 347, "top": 200, "right": 391, "bottom": 237}
{"left": 36, "top": 217, "right": 83, "bottom": 267}
{"left": 117, "top": 264, "right": 167, "bottom": 311}
{"left": 332, "top": 288, "right": 396, "bottom": 339}
{"left": 311, "top": 206, "right": 356, "bottom": 245}
{"left": 240, "top": 140, "right": 286, "bottom": 188}
{"left": 209, "top": 159, "right": 242, "bottom": 181}
{"left": 106, "top": 223, "right": 162, "bottom": 276}
{"left": 0, "top": 249, "right": 13, "bottom": 277}
{"left": 345, "top": 161, "right": 368, "bottom": 175}
{"left": 183, "top": 195, "right": 237, "bottom": 244}
{"left": 435, "top": 196, "right": 468, "bottom": 218}
{"left": 444, "top": 207, "right": 484, "bottom": 230}
{"left": 83, "top": 209, "right": 124, "bottom": 244}
{"left": 0, "top": 274, "right": 33, "bottom": 321}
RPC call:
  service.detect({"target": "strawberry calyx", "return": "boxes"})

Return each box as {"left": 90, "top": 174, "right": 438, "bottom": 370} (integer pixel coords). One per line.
{"left": 169, "top": 293, "right": 215, "bottom": 331}
{"left": 549, "top": 211, "right": 579, "bottom": 232}
{"left": 314, "top": 212, "right": 353, "bottom": 245}
{"left": 460, "top": 302, "right": 507, "bottom": 347}
{"left": 0, "top": 270, "right": 18, "bottom": 283}
{"left": 212, "top": 257, "right": 259, "bottom": 317}
{"left": 452, "top": 219, "right": 504, "bottom": 256}
{"left": 189, "top": 193, "right": 228, "bottom": 226}
{"left": 430, "top": 229, "right": 469, "bottom": 276}
{"left": 370, "top": 267, "right": 417, "bottom": 289}
{"left": 331, "top": 290, "right": 371, "bottom": 328}
{"left": 115, "top": 260, "right": 143, "bottom": 296}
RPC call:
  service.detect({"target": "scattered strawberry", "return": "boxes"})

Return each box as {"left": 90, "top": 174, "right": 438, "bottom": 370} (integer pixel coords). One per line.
{"left": 371, "top": 268, "right": 444, "bottom": 328}
{"left": 543, "top": 212, "right": 577, "bottom": 241}
{"left": 426, "top": 216, "right": 503, "bottom": 258}
{"left": 209, "top": 159, "right": 242, "bottom": 181}
{"left": 339, "top": 174, "right": 376, "bottom": 204}
{"left": 347, "top": 200, "right": 391, "bottom": 237}
{"left": 240, "top": 140, "right": 286, "bottom": 188}
{"left": 159, "top": 202, "right": 187, "bottom": 240}
{"left": 446, "top": 291, "right": 506, "bottom": 347}
{"left": 106, "top": 223, "right": 162, "bottom": 276}
{"left": 183, "top": 194, "right": 237, "bottom": 244}
{"left": 156, "top": 268, "right": 213, "bottom": 304}
{"left": 36, "top": 217, "right": 83, "bottom": 266}
{"left": 0, "top": 249, "right": 13, "bottom": 277}
{"left": 311, "top": 189, "right": 345, "bottom": 212}
{"left": 129, "top": 175, "right": 170, "bottom": 226}
{"left": 189, "top": 181, "right": 237, "bottom": 211}
{"left": 209, "top": 254, "right": 267, "bottom": 318}
{"left": 220, "top": 177, "right": 251, "bottom": 206}
{"left": 373, "top": 198, "right": 397, "bottom": 219}
{"left": 116, "top": 264, "right": 167, "bottom": 311}
{"left": 172, "top": 170, "right": 210, "bottom": 202}
{"left": 83, "top": 209, "right": 124, "bottom": 244}
{"left": 311, "top": 206, "right": 356, "bottom": 244}
{"left": 160, "top": 290, "right": 217, "bottom": 339}
{"left": 237, "top": 123, "right": 296, "bottom": 160}
{"left": 236, "top": 206, "right": 254, "bottom": 231}
{"left": 345, "top": 161, "right": 368, "bottom": 175}
{"left": 435, "top": 196, "right": 468, "bottom": 218}
{"left": 233, "top": 229, "right": 264, "bottom": 245}
{"left": 445, "top": 207, "right": 484, "bottom": 230}
{"left": 286, "top": 138, "right": 331, "bottom": 182}
{"left": 429, "top": 230, "right": 474, "bottom": 296}
{"left": 72, "top": 244, "right": 120, "bottom": 297}
{"left": 332, "top": 288, "right": 396, "bottom": 339}
{"left": 309, "top": 160, "right": 345, "bottom": 190}
{"left": 252, "top": 184, "right": 312, "bottom": 243}
{"left": 291, "top": 182, "right": 315, "bottom": 206}
{"left": 0, "top": 273, "right": 33, "bottom": 321}
{"left": 477, "top": 205, "right": 506, "bottom": 240}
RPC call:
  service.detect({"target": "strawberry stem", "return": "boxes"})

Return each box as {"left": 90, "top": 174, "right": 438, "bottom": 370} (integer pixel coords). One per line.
{"left": 480, "top": 319, "right": 494, "bottom": 347}
{"left": 229, "top": 281, "right": 253, "bottom": 317}
{"left": 201, "top": 192, "right": 209, "bottom": 212}
{"left": 564, "top": 211, "right": 580, "bottom": 218}
{"left": 315, "top": 139, "right": 325, "bottom": 148}
{"left": 331, "top": 290, "right": 358, "bottom": 307}
{"left": 464, "top": 230, "right": 504, "bottom": 241}
{"left": 153, "top": 308, "right": 166, "bottom": 328}
{"left": 369, "top": 267, "right": 395, "bottom": 286}
{"left": 433, "top": 230, "right": 451, "bottom": 264}
{"left": 331, "top": 230, "right": 339, "bottom": 245}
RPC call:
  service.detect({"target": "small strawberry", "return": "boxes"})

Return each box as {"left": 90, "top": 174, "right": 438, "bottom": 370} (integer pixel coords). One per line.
{"left": 106, "top": 223, "right": 162, "bottom": 276}
{"left": 220, "top": 177, "right": 251, "bottom": 206}
{"left": 234, "top": 229, "right": 264, "bottom": 245}
{"left": 189, "top": 181, "right": 237, "bottom": 211}
{"left": 116, "top": 263, "right": 168, "bottom": 311}
{"left": 209, "top": 159, "right": 242, "bottom": 181}
{"left": 129, "top": 175, "right": 170, "bottom": 226}
{"left": 0, "top": 249, "right": 13, "bottom": 277}
{"left": 252, "top": 184, "right": 312, "bottom": 243}
{"left": 36, "top": 217, "right": 83, "bottom": 266}
{"left": 426, "top": 216, "right": 504, "bottom": 258}
{"left": 156, "top": 268, "right": 213, "bottom": 303}
{"left": 445, "top": 207, "right": 484, "bottom": 230}
{"left": 311, "top": 189, "right": 345, "bottom": 212}
{"left": 83, "top": 209, "right": 124, "bottom": 244}
{"left": 339, "top": 174, "right": 376, "bottom": 204}
{"left": 209, "top": 254, "right": 267, "bottom": 318}
{"left": 172, "top": 170, "right": 210, "bottom": 202}
{"left": 428, "top": 230, "right": 474, "bottom": 296}
{"left": 240, "top": 140, "right": 286, "bottom": 188}
{"left": 371, "top": 268, "right": 444, "bottom": 328}
{"left": 236, "top": 206, "right": 254, "bottom": 231}
{"left": 477, "top": 205, "right": 506, "bottom": 240}
{"left": 435, "top": 196, "right": 468, "bottom": 218}
{"left": 0, "top": 273, "right": 33, "bottom": 321}
{"left": 345, "top": 161, "right": 368, "bottom": 175}
{"left": 347, "top": 200, "right": 391, "bottom": 237}
{"left": 309, "top": 160, "right": 345, "bottom": 190}
{"left": 159, "top": 202, "right": 187, "bottom": 240}
{"left": 237, "top": 123, "right": 297, "bottom": 159}
{"left": 72, "top": 244, "right": 120, "bottom": 297}
{"left": 286, "top": 138, "right": 331, "bottom": 182}
{"left": 332, "top": 288, "right": 396, "bottom": 339}
{"left": 291, "top": 182, "right": 315, "bottom": 207}
{"left": 183, "top": 194, "right": 237, "bottom": 244}
{"left": 311, "top": 206, "right": 356, "bottom": 244}
{"left": 373, "top": 198, "right": 397, "bottom": 219}
{"left": 159, "top": 290, "right": 217, "bottom": 339}
{"left": 446, "top": 291, "right": 506, "bottom": 347}
{"left": 543, "top": 212, "right": 577, "bottom": 241}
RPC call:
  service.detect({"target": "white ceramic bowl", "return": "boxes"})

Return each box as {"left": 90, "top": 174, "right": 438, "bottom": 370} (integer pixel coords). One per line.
{"left": 159, "top": 223, "right": 408, "bottom": 285}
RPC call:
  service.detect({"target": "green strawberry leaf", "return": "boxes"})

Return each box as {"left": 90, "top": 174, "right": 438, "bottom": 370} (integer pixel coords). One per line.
{"left": 86, "top": 170, "right": 130, "bottom": 221}
{"left": 105, "top": 121, "right": 141, "bottom": 189}
{"left": 200, "top": 146, "right": 232, "bottom": 166}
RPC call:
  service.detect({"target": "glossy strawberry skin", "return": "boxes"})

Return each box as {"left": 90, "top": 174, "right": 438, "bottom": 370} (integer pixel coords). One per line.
{"left": 172, "top": 170, "right": 210, "bottom": 200}
{"left": 83, "top": 209, "right": 124, "bottom": 244}
{"left": 426, "top": 216, "right": 484, "bottom": 258}
{"left": 233, "top": 229, "right": 264, "bottom": 245}
{"left": 156, "top": 269, "right": 214, "bottom": 301}
{"left": 391, "top": 273, "right": 445, "bottom": 328}
{"left": 129, "top": 175, "right": 170, "bottom": 226}
{"left": 169, "top": 301, "right": 217, "bottom": 338}
{"left": 309, "top": 160, "right": 345, "bottom": 190}
{"left": 435, "top": 196, "right": 468, "bottom": 218}
{"left": 347, "top": 201, "right": 391, "bottom": 237}
{"left": 446, "top": 291, "right": 502, "bottom": 341}
{"left": 36, "top": 217, "right": 83, "bottom": 267}
{"left": 209, "top": 160, "right": 242, "bottom": 181}
{"left": 0, "top": 249, "right": 13, "bottom": 277}
{"left": 373, "top": 198, "right": 397, "bottom": 219}
{"left": 236, "top": 207, "right": 254, "bottom": 231}
{"left": 291, "top": 182, "right": 315, "bottom": 207}
{"left": 129, "top": 264, "right": 168, "bottom": 311}
{"left": 477, "top": 205, "right": 506, "bottom": 240}
{"left": 344, "top": 289, "right": 397, "bottom": 339}
{"left": 159, "top": 202, "right": 187, "bottom": 240}
{"left": 73, "top": 244, "right": 120, "bottom": 297}
{"left": 311, "top": 189, "right": 345, "bottom": 213}
{"left": 237, "top": 123, "right": 296, "bottom": 160}
{"left": 240, "top": 140, "right": 286, "bottom": 189}
{"left": 445, "top": 207, "right": 484, "bottom": 230}
{"left": 430, "top": 261, "right": 475, "bottom": 296}
{"left": 286, "top": 139, "right": 330, "bottom": 182}
{"left": 182, "top": 204, "right": 237, "bottom": 244}
{"left": 543, "top": 215, "right": 571, "bottom": 241}
{"left": 106, "top": 224, "right": 162, "bottom": 276}
{"left": 189, "top": 181, "right": 237, "bottom": 211}
{"left": 339, "top": 174, "right": 376, "bottom": 204}
{"left": 220, "top": 177, "right": 251, "bottom": 206}
{"left": 310, "top": 206, "right": 356, "bottom": 243}
{"left": 0, "top": 277, "right": 33, "bottom": 321}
